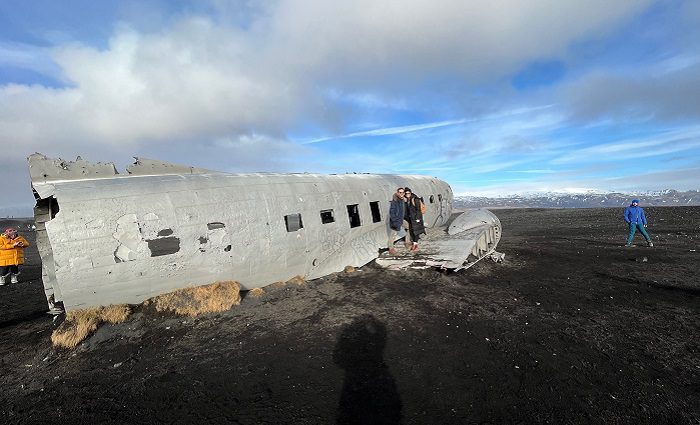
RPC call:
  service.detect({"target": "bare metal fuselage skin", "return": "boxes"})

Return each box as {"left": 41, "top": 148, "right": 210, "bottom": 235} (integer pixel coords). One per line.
{"left": 30, "top": 154, "right": 458, "bottom": 311}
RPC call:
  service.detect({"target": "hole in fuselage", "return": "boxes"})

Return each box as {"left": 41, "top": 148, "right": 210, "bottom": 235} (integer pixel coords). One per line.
{"left": 33, "top": 193, "right": 60, "bottom": 221}
{"left": 147, "top": 237, "right": 180, "bottom": 257}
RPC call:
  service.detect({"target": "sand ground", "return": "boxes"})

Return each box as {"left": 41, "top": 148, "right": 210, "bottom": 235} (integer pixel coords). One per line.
{"left": 0, "top": 207, "right": 698, "bottom": 424}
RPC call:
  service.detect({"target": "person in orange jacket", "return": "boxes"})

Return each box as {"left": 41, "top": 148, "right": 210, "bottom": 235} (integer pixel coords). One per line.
{"left": 0, "top": 227, "right": 30, "bottom": 285}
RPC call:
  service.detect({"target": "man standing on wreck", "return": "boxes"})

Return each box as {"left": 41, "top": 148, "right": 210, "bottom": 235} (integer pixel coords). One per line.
{"left": 388, "top": 187, "right": 411, "bottom": 255}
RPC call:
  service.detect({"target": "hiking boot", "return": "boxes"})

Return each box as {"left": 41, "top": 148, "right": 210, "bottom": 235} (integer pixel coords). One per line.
{"left": 625, "top": 243, "right": 635, "bottom": 247}
{"left": 10, "top": 274, "right": 18, "bottom": 284}
{"left": 647, "top": 241, "right": 654, "bottom": 247}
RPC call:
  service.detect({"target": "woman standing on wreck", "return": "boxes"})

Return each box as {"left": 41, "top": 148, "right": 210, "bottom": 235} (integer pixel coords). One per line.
{"left": 403, "top": 188, "right": 425, "bottom": 252}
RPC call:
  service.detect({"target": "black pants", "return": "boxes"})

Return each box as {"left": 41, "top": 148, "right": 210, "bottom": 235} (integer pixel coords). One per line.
{"left": 0, "top": 265, "right": 19, "bottom": 275}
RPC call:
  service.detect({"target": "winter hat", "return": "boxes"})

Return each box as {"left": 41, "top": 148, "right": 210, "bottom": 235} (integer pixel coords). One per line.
{"left": 631, "top": 199, "right": 639, "bottom": 204}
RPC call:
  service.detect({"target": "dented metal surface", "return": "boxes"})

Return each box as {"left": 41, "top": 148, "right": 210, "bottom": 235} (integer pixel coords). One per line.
{"left": 28, "top": 153, "right": 501, "bottom": 312}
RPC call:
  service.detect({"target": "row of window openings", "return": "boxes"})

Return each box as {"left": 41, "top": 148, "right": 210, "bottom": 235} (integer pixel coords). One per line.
{"left": 285, "top": 201, "right": 383, "bottom": 232}
{"left": 284, "top": 194, "right": 444, "bottom": 232}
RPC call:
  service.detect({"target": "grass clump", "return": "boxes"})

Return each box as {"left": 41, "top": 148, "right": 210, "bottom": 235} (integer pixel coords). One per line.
{"left": 248, "top": 287, "right": 265, "bottom": 298}
{"left": 51, "top": 304, "right": 131, "bottom": 349}
{"left": 146, "top": 280, "right": 241, "bottom": 317}
{"left": 344, "top": 265, "right": 356, "bottom": 273}
{"left": 286, "top": 275, "right": 306, "bottom": 286}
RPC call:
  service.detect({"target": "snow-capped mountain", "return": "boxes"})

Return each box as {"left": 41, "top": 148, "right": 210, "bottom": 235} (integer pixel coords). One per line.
{"left": 454, "top": 189, "right": 700, "bottom": 209}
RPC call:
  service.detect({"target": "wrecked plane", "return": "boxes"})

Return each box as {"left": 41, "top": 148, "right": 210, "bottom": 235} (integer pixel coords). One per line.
{"left": 28, "top": 153, "right": 502, "bottom": 312}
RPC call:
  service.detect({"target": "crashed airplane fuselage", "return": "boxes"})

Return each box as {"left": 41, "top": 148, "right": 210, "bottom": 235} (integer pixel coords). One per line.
{"left": 29, "top": 154, "right": 501, "bottom": 312}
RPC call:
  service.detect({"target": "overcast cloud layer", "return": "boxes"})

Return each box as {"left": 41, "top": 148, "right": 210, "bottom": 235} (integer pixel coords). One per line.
{"left": 1, "top": 0, "right": 699, "bottom": 214}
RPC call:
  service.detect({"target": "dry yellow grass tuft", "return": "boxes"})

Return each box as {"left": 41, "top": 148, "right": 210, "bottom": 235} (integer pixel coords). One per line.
{"left": 286, "top": 275, "right": 306, "bottom": 286}
{"left": 101, "top": 304, "right": 131, "bottom": 323}
{"left": 344, "top": 265, "right": 355, "bottom": 273}
{"left": 248, "top": 287, "right": 265, "bottom": 298}
{"left": 148, "top": 280, "right": 241, "bottom": 317}
{"left": 51, "top": 304, "right": 131, "bottom": 349}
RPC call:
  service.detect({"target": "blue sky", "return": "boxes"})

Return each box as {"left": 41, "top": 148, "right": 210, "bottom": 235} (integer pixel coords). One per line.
{"left": 1, "top": 0, "right": 699, "bottom": 214}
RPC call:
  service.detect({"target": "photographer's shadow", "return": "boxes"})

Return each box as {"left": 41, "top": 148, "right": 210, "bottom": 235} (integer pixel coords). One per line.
{"left": 333, "top": 315, "right": 402, "bottom": 425}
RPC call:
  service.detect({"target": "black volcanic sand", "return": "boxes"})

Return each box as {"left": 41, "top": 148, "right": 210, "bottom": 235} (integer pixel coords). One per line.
{"left": 1, "top": 208, "right": 698, "bottom": 424}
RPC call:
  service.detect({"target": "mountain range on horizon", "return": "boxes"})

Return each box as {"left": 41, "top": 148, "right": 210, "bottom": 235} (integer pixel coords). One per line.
{"left": 454, "top": 189, "right": 700, "bottom": 209}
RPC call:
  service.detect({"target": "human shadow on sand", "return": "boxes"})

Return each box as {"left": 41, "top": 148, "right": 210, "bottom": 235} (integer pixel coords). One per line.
{"left": 333, "top": 314, "right": 402, "bottom": 425}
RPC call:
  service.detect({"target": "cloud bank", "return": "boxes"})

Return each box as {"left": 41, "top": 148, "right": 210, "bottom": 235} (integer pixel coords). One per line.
{"left": 1, "top": 0, "right": 652, "bottom": 155}
{"left": 3, "top": 0, "right": 700, "bottom": 212}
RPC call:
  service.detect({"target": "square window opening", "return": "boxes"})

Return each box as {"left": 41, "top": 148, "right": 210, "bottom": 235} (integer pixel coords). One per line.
{"left": 320, "top": 209, "right": 335, "bottom": 224}
{"left": 346, "top": 204, "right": 362, "bottom": 228}
{"left": 285, "top": 213, "right": 304, "bottom": 232}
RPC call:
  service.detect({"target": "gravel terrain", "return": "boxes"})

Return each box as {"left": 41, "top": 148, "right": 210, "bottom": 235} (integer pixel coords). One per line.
{"left": 1, "top": 207, "right": 698, "bottom": 424}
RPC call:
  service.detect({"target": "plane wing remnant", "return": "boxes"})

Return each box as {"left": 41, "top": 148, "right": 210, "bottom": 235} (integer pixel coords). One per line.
{"left": 376, "top": 209, "right": 503, "bottom": 270}
{"left": 28, "top": 153, "right": 502, "bottom": 313}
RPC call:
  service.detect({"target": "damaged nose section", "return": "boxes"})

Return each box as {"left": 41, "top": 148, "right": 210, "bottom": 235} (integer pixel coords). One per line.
{"left": 27, "top": 153, "right": 211, "bottom": 313}
{"left": 28, "top": 153, "right": 122, "bottom": 313}
{"left": 32, "top": 190, "right": 62, "bottom": 313}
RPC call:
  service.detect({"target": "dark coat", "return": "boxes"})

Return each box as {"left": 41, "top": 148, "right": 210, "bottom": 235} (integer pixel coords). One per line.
{"left": 389, "top": 194, "right": 406, "bottom": 230}
{"left": 405, "top": 196, "right": 425, "bottom": 240}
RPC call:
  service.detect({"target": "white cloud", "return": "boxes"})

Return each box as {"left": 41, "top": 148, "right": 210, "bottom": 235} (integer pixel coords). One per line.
{"left": 0, "top": 0, "right": 665, "bottom": 205}
{"left": 552, "top": 126, "right": 700, "bottom": 164}
{"left": 559, "top": 60, "right": 700, "bottom": 123}
{"left": 300, "top": 119, "right": 467, "bottom": 144}
{"left": 210, "top": 133, "right": 314, "bottom": 172}
{"left": 0, "top": 1, "right": 652, "bottom": 157}
{"left": 505, "top": 169, "right": 559, "bottom": 174}
{"left": 0, "top": 41, "right": 63, "bottom": 79}
{"left": 264, "top": 0, "right": 651, "bottom": 87}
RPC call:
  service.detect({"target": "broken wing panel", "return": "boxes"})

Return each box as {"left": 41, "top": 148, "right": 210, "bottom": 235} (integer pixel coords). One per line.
{"left": 376, "top": 209, "right": 502, "bottom": 271}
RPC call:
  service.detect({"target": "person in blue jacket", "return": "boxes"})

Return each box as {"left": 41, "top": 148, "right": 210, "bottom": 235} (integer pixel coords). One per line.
{"left": 624, "top": 199, "right": 653, "bottom": 247}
